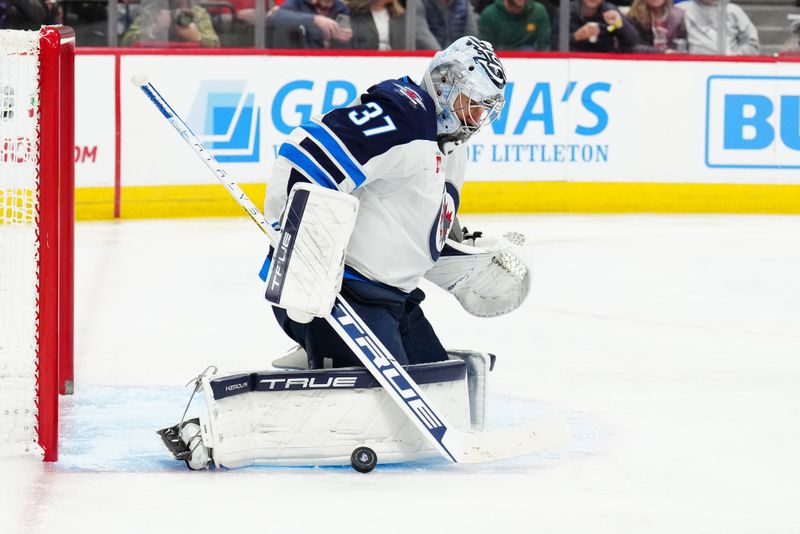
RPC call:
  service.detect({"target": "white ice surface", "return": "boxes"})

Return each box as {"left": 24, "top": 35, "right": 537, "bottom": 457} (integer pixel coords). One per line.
{"left": 3, "top": 214, "right": 800, "bottom": 534}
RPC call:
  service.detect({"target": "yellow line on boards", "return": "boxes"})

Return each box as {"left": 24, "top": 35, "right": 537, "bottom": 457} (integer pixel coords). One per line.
{"left": 74, "top": 182, "right": 800, "bottom": 221}
{"left": 461, "top": 182, "right": 800, "bottom": 214}
{"left": 73, "top": 187, "right": 116, "bottom": 220}
{"left": 76, "top": 184, "right": 268, "bottom": 220}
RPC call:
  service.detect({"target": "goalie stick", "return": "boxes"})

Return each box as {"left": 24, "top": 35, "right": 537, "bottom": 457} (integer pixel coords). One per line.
{"left": 133, "top": 75, "right": 570, "bottom": 463}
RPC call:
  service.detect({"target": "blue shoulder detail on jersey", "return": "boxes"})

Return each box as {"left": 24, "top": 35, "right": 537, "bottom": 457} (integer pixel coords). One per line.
{"left": 302, "top": 121, "right": 368, "bottom": 187}
{"left": 278, "top": 143, "right": 338, "bottom": 190}
{"left": 299, "top": 137, "right": 347, "bottom": 186}
{"left": 320, "top": 77, "right": 437, "bottom": 166}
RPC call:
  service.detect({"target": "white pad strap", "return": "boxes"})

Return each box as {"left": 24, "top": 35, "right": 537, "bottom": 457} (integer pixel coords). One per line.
{"left": 448, "top": 350, "right": 493, "bottom": 431}
{"left": 424, "top": 232, "right": 530, "bottom": 318}
{"left": 265, "top": 183, "right": 358, "bottom": 321}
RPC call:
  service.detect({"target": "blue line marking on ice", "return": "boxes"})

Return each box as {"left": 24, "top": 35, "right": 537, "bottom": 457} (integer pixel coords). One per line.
{"left": 57, "top": 386, "right": 203, "bottom": 472}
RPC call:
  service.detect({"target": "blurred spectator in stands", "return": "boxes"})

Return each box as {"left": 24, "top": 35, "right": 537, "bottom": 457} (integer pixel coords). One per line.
{"left": 627, "top": 0, "right": 687, "bottom": 52}
{"left": 198, "top": 0, "right": 275, "bottom": 46}
{"left": 0, "top": 0, "right": 60, "bottom": 29}
{"left": 122, "top": 0, "right": 220, "bottom": 47}
{"left": 204, "top": 0, "right": 278, "bottom": 27}
{"left": 478, "top": 0, "right": 550, "bottom": 50}
{"left": 220, "top": 0, "right": 266, "bottom": 25}
{"left": 532, "top": 0, "right": 557, "bottom": 47}
{"left": 472, "top": 0, "right": 491, "bottom": 13}
{"left": 268, "top": 0, "right": 351, "bottom": 48}
{"left": 349, "top": 0, "right": 439, "bottom": 50}
{"left": 118, "top": 0, "right": 141, "bottom": 35}
{"left": 781, "top": 17, "right": 800, "bottom": 56}
{"left": 473, "top": 0, "right": 553, "bottom": 17}
{"left": 681, "top": 0, "right": 759, "bottom": 55}
{"left": 60, "top": 1, "right": 109, "bottom": 46}
{"left": 567, "top": 0, "right": 640, "bottom": 52}
{"left": 421, "top": 0, "right": 478, "bottom": 48}
{"left": 40, "top": 0, "right": 58, "bottom": 22}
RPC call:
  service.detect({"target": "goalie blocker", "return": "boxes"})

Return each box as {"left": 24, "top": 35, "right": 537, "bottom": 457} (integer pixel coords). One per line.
{"left": 158, "top": 350, "right": 494, "bottom": 471}
{"left": 264, "top": 183, "right": 358, "bottom": 323}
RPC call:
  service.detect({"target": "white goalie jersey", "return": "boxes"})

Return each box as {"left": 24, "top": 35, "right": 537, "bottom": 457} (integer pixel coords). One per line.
{"left": 262, "top": 76, "right": 466, "bottom": 293}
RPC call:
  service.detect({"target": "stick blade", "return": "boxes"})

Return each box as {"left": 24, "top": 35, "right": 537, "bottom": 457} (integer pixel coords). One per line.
{"left": 443, "top": 416, "right": 570, "bottom": 464}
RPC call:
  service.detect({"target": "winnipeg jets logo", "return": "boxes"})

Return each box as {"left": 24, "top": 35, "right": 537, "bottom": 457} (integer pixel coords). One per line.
{"left": 438, "top": 200, "right": 453, "bottom": 250}
{"left": 428, "top": 181, "right": 460, "bottom": 262}
{"left": 393, "top": 84, "right": 426, "bottom": 110}
{"left": 466, "top": 37, "right": 506, "bottom": 89}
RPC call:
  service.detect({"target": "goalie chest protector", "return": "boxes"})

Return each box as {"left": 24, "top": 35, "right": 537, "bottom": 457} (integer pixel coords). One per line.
{"left": 264, "top": 76, "right": 467, "bottom": 293}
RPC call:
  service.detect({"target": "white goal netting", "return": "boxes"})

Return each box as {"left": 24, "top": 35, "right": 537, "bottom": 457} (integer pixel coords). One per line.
{"left": 0, "top": 30, "right": 42, "bottom": 458}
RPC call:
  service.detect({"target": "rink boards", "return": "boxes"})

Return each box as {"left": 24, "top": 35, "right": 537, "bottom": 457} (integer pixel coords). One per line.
{"left": 68, "top": 50, "right": 800, "bottom": 218}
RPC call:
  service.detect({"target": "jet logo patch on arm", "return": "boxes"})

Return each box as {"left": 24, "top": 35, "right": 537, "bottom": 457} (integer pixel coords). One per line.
{"left": 393, "top": 83, "right": 426, "bottom": 110}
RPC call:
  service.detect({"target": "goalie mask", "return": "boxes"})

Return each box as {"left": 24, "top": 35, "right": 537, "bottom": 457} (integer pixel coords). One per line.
{"left": 422, "top": 36, "right": 507, "bottom": 152}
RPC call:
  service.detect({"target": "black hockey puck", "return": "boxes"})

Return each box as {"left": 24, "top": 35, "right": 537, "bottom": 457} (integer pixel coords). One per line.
{"left": 350, "top": 447, "right": 377, "bottom": 473}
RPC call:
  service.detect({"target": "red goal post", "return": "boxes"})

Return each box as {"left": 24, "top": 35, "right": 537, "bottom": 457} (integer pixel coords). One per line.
{"left": 0, "top": 26, "right": 75, "bottom": 462}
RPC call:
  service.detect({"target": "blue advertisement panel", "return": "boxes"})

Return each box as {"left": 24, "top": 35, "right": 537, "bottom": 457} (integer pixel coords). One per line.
{"left": 114, "top": 54, "right": 800, "bottom": 187}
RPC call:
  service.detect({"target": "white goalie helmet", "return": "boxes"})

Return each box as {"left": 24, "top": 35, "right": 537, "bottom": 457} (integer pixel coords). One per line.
{"left": 422, "top": 36, "right": 507, "bottom": 151}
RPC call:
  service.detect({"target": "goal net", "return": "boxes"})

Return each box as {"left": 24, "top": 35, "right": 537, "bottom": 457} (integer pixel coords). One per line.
{"left": 0, "top": 27, "right": 74, "bottom": 462}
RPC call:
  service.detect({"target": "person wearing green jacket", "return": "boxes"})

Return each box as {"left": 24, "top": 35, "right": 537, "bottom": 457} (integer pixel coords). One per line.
{"left": 122, "top": 0, "right": 220, "bottom": 48}
{"left": 478, "top": 0, "right": 551, "bottom": 50}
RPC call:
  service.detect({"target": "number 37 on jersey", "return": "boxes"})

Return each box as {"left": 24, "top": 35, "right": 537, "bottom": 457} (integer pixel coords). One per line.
{"left": 348, "top": 102, "right": 397, "bottom": 137}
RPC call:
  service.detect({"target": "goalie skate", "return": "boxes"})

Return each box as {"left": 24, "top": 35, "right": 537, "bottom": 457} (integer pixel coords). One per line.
{"left": 157, "top": 418, "right": 212, "bottom": 470}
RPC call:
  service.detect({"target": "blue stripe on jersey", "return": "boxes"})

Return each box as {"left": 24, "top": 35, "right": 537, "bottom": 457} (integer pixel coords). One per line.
{"left": 262, "top": 258, "right": 389, "bottom": 287}
{"left": 278, "top": 143, "right": 337, "bottom": 190}
{"left": 303, "top": 121, "right": 367, "bottom": 187}
{"left": 300, "top": 137, "right": 347, "bottom": 185}
{"left": 342, "top": 265, "right": 409, "bottom": 294}
{"left": 343, "top": 266, "right": 368, "bottom": 282}
{"left": 259, "top": 253, "right": 271, "bottom": 282}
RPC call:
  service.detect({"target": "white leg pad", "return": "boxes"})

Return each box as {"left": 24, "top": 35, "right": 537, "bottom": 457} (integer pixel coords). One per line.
{"left": 198, "top": 361, "right": 472, "bottom": 468}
